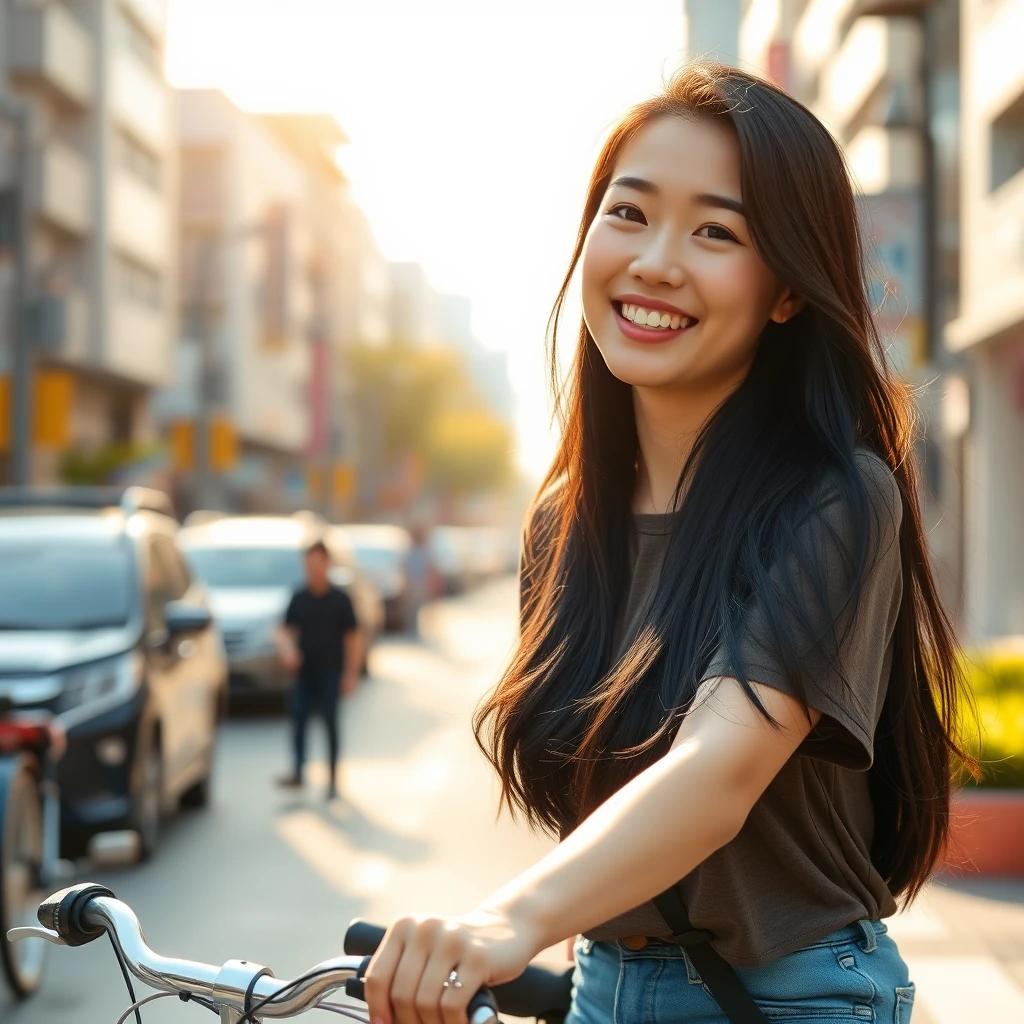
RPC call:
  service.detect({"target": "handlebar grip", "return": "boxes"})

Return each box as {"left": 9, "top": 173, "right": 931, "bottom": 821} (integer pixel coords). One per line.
{"left": 37, "top": 883, "right": 116, "bottom": 946}
{"left": 343, "top": 919, "right": 385, "bottom": 955}
{"left": 342, "top": 920, "right": 573, "bottom": 1019}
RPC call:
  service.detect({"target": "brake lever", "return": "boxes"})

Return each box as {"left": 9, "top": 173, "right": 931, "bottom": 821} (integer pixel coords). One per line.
{"left": 7, "top": 925, "right": 66, "bottom": 945}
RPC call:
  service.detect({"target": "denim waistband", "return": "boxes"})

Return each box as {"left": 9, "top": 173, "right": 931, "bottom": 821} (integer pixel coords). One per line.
{"left": 611, "top": 918, "right": 888, "bottom": 960}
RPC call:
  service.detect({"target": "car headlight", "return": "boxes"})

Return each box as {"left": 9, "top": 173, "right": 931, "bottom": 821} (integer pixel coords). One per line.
{"left": 59, "top": 652, "right": 143, "bottom": 713}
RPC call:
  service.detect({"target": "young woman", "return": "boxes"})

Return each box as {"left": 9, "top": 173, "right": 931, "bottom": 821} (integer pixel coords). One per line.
{"left": 363, "top": 62, "right": 973, "bottom": 1024}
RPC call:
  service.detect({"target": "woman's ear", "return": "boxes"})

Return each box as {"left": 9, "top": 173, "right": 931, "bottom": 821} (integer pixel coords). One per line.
{"left": 769, "top": 290, "right": 805, "bottom": 325}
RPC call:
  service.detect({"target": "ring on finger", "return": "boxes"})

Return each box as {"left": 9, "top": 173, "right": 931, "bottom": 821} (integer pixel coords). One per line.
{"left": 441, "top": 968, "right": 464, "bottom": 990}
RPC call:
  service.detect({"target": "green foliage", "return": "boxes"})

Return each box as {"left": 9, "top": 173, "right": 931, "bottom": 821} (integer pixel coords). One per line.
{"left": 58, "top": 440, "right": 164, "bottom": 486}
{"left": 424, "top": 409, "right": 515, "bottom": 496}
{"left": 348, "top": 341, "right": 515, "bottom": 499}
{"left": 960, "top": 650, "right": 1024, "bottom": 789}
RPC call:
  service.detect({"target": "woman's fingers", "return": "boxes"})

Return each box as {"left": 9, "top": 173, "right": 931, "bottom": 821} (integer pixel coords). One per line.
{"left": 417, "top": 933, "right": 479, "bottom": 1024}
{"left": 439, "top": 948, "right": 487, "bottom": 1024}
{"left": 364, "top": 920, "right": 411, "bottom": 1024}
{"left": 389, "top": 937, "right": 433, "bottom": 1024}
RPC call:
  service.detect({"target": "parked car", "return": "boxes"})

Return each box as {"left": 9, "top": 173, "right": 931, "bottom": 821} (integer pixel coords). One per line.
{"left": 0, "top": 486, "right": 227, "bottom": 862}
{"left": 330, "top": 524, "right": 412, "bottom": 632}
{"left": 180, "top": 514, "right": 379, "bottom": 702}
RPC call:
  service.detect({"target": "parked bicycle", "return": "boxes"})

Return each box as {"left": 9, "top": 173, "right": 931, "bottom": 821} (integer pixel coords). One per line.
{"left": 8, "top": 882, "right": 574, "bottom": 1023}
{"left": 0, "top": 697, "right": 63, "bottom": 998}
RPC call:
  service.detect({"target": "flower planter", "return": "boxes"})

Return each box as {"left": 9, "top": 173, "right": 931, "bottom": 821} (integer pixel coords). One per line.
{"left": 939, "top": 787, "right": 1024, "bottom": 876}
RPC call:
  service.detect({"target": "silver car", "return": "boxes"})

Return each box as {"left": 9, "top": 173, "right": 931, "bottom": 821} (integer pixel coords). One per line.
{"left": 180, "top": 515, "right": 380, "bottom": 701}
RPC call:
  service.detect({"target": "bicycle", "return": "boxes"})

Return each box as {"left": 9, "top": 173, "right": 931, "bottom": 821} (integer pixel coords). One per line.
{"left": 8, "top": 882, "right": 574, "bottom": 1023}
{"left": 0, "top": 698, "right": 63, "bottom": 998}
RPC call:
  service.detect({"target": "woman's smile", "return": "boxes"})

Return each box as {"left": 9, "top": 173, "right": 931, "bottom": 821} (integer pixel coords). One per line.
{"left": 611, "top": 300, "right": 699, "bottom": 344}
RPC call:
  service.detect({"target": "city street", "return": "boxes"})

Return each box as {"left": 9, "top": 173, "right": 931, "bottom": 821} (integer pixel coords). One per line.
{"left": 4, "top": 577, "right": 1024, "bottom": 1023}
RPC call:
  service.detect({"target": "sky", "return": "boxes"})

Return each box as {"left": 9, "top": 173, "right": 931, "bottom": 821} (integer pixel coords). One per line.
{"left": 166, "top": 0, "right": 691, "bottom": 482}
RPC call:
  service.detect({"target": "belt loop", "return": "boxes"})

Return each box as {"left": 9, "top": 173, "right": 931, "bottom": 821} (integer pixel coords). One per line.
{"left": 856, "top": 920, "right": 877, "bottom": 953}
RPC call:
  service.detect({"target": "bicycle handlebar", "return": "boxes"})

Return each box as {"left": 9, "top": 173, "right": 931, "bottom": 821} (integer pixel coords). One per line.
{"left": 344, "top": 920, "right": 574, "bottom": 1019}
{"left": 14, "top": 883, "right": 573, "bottom": 1023}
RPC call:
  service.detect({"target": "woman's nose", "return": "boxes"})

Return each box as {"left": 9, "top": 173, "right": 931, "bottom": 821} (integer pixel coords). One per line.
{"left": 628, "top": 237, "right": 686, "bottom": 289}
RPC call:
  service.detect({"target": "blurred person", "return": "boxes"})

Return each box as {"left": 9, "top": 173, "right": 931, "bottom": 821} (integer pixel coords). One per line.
{"left": 361, "top": 62, "right": 976, "bottom": 1024}
{"left": 403, "top": 523, "right": 439, "bottom": 639}
{"left": 275, "top": 540, "right": 361, "bottom": 801}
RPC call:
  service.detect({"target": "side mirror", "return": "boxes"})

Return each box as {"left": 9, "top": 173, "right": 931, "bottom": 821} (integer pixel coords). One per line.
{"left": 164, "top": 600, "right": 212, "bottom": 637}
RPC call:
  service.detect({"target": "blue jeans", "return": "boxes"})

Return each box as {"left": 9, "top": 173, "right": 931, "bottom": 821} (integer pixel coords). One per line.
{"left": 565, "top": 919, "right": 915, "bottom": 1024}
{"left": 289, "top": 666, "right": 340, "bottom": 785}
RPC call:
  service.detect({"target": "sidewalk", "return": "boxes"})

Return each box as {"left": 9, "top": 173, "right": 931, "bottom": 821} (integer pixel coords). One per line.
{"left": 885, "top": 874, "right": 1024, "bottom": 1022}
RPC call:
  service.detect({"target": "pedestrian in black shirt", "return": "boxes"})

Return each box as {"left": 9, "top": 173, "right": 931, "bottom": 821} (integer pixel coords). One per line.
{"left": 274, "top": 540, "right": 361, "bottom": 800}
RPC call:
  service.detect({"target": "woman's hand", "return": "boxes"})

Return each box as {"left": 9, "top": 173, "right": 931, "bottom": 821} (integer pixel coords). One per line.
{"left": 363, "top": 905, "right": 541, "bottom": 1024}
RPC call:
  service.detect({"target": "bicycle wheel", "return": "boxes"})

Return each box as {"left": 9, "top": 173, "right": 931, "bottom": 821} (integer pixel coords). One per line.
{"left": 0, "top": 758, "right": 47, "bottom": 997}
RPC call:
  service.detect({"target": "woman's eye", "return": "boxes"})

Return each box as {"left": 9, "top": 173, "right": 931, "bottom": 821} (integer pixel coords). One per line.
{"left": 697, "top": 224, "right": 737, "bottom": 242}
{"left": 607, "top": 204, "right": 646, "bottom": 224}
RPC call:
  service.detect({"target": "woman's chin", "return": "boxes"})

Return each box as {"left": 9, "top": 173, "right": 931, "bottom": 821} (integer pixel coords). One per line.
{"left": 600, "top": 350, "right": 687, "bottom": 389}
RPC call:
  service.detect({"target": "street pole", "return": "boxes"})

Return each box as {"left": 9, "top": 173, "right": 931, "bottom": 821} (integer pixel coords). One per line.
{"left": 1, "top": 94, "right": 32, "bottom": 485}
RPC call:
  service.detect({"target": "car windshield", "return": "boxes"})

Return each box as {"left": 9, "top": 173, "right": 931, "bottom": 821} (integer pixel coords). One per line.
{"left": 352, "top": 545, "right": 403, "bottom": 570}
{"left": 0, "top": 534, "right": 135, "bottom": 630}
{"left": 184, "top": 546, "right": 305, "bottom": 589}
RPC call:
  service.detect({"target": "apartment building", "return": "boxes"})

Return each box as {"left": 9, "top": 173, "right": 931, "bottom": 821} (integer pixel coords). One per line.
{"left": 166, "top": 90, "right": 387, "bottom": 516}
{"left": 0, "top": 0, "right": 176, "bottom": 484}
{"left": 945, "top": 0, "right": 1024, "bottom": 640}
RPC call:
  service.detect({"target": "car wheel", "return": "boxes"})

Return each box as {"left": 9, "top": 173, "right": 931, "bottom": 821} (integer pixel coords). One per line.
{"left": 0, "top": 760, "right": 47, "bottom": 997}
{"left": 180, "top": 696, "right": 220, "bottom": 810}
{"left": 130, "top": 732, "right": 162, "bottom": 862}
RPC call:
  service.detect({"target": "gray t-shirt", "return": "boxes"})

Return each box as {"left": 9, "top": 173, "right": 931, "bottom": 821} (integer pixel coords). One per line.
{"left": 520, "top": 450, "right": 904, "bottom": 966}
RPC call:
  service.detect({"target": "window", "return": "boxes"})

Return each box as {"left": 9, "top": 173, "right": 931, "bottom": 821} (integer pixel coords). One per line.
{"left": 115, "top": 253, "right": 162, "bottom": 307}
{"left": 990, "top": 89, "right": 1024, "bottom": 192}
{"left": 116, "top": 129, "right": 162, "bottom": 190}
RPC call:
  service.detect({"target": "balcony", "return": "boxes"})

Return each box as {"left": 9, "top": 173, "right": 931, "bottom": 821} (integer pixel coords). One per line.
{"left": 108, "top": 298, "right": 171, "bottom": 388}
{"left": 112, "top": 54, "right": 170, "bottom": 154}
{"left": 28, "top": 138, "right": 90, "bottom": 236}
{"left": 120, "top": 0, "right": 167, "bottom": 40}
{"left": 974, "top": 0, "right": 1024, "bottom": 118}
{"left": 819, "top": 17, "right": 920, "bottom": 134}
{"left": 845, "top": 125, "right": 922, "bottom": 194}
{"left": 111, "top": 172, "right": 168, "bottom": 268}
{"left": 28, "top": 288, "right": 90, "bottom": 364}
{"left": 6, "top": 2, "right": 94, "bottom": 107}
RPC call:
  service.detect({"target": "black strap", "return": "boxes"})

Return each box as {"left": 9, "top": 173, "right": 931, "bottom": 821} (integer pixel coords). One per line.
{"left": 651, "top": 885, "right": 769, "bottom": 1024}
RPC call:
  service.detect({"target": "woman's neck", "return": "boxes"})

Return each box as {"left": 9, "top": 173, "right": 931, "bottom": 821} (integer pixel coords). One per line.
{"left": 630, "top": 382, "right": 730, "bottom": 515}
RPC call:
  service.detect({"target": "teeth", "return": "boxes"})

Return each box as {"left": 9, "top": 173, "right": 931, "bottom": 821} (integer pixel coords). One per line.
{"left": 619, "top": 302, "right": 693, "bottom": 330}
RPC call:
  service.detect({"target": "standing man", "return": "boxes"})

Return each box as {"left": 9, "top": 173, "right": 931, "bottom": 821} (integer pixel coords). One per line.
{"left": 275, "top": 540, "right": 361, "bottom": 800}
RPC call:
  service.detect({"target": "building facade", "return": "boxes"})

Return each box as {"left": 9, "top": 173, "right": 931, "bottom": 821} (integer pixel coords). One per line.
{"left": 0, "top": 0, "right": 176, "bottom": 486}
{"left": 945, "top": 0, "right": 1024, "bottom": 641}
{"left": 166, "top": 90, "right": 389, "bottom": 519}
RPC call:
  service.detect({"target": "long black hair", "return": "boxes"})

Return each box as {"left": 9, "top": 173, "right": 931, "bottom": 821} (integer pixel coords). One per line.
{"left": 473, "top": 62, "right": 975, "bottom": 905}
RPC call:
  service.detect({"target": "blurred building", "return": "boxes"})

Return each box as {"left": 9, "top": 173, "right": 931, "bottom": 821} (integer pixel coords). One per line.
{"left": 684, "top": 0, "right": 740, "bottom": 65}
{"left": 387, "top": 260, "right": 441, "bottom": 348}
{"left": 162, "top": 90, "right": 386, "bottom": 519}
{"left": 944, "top": 0, "right": 1024, "bottom": 641}
{"left": 438, "top": 293, "right": 515, "bottom": 425}
{"left": 0, "top": 0, "right": 176, "bottom": 485}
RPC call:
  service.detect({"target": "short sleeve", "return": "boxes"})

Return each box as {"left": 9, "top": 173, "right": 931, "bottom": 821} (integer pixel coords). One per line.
{"left": 701, "top": 452, "right": 904, "bottom": 770}
{"left": 284, "top": 592, "right": 300, "bottom": 627}
{"left": 337, "top": 590, "right": 358, "bottom": 633}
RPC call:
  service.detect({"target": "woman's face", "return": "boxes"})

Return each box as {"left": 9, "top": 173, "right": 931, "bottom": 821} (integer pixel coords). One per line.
{"left": 581, "top": 115, "right": 800, "bottom": 394}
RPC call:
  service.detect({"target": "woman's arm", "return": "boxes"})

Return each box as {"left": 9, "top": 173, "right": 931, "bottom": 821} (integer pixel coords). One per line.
{"left": 483, "top": 676, "right": 821, "bottom": 949}
{"left": 364, "top": 678, "right": 820, "bottom": 1024}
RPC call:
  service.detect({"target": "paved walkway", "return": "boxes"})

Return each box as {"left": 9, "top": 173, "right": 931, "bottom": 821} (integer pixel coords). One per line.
{"left": 887, "top": 873, "right": 1024, "bottom": 1023}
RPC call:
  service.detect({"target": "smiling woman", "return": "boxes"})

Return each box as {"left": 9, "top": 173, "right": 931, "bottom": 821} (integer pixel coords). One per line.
{"left": 359, "top": 60, "right": 974, "bottom": 1024}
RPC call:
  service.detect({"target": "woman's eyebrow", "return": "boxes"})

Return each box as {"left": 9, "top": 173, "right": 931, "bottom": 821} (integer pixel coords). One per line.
{"left": 608, "top": 176, "right": 748, "bottom": 218}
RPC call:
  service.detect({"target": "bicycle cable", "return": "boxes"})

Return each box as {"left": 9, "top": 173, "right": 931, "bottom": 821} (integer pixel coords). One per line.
{"left": 107, "top": 931, "right": 144, "bottom": 1024}
{"left": 232, "top": 964, "right": 355, "bottom": 1024}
